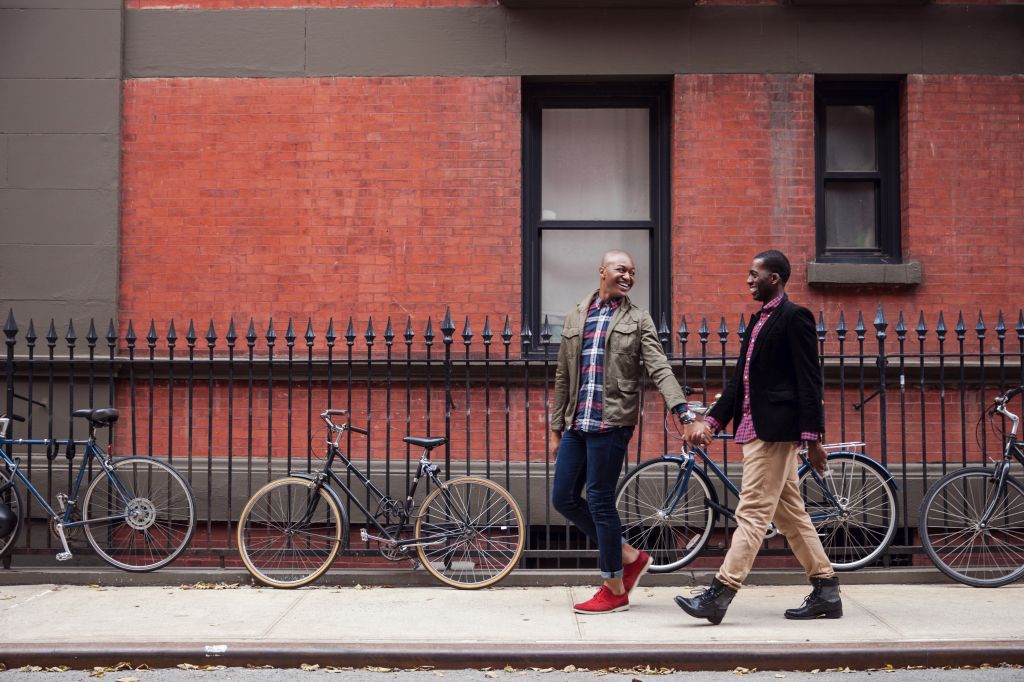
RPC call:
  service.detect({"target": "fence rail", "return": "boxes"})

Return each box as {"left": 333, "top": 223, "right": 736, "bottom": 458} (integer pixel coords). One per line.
{"left": 4, "top": 307, "right": 1024, "bottom": 572}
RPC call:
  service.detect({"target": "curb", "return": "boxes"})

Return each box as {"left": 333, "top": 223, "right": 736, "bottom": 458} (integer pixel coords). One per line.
{"left": 0, "top": 566, "right": 952, "bottom": 588}
{"left": 1, "top": 640, "right": 1022, "bottom": 671}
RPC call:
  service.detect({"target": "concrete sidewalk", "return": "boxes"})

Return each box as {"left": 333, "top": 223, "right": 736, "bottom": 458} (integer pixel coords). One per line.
{"left": 0, "top": 574, "right": 1021, "bottom": 671}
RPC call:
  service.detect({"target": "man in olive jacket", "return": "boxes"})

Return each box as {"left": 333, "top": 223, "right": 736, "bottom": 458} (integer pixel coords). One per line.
{"left": 550, "top": 249, "right": 695, "bottom": 615}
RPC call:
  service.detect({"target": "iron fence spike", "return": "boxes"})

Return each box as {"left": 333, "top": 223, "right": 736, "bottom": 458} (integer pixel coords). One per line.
{"left": 167, "top": 319, "right": 177, "bottom": 345}
{"left": 124, "top": 320, "right": 135, "bottom": 346}
{"left": 186, "top": 319, "right": 197, "bottom": 345}
{"left": 3, "top": 309, "right": 16, "bottom": 337}
{"left": 895, "top": 311, "right": 907, "bottom": 337}
{"left": 285, "top": 318, "right": 296, "bottom": 344}
{"left": 463, "top": 316, "right": 474, "bottom": 345}
{"left": 995, "top": 311, "right": 1006, "bottom": 338}
{"left": 304, "top": 318, "right": 315, "bottom": 343}
{"left": 365, "top": 317, "right": 376, "bottom": 345}
{"left": 206, "top": 320, "right": 217, "bottom": 345}
{"left": 344, "top": 317, "right": 356, "bottom": 345}
{"left": 26, "top": 319, "right": 38, "bottom": 345}
{"left": 502, "top": 315, "right": 513, "bottom": 343}
{"left": 325, "top": 318, "right": 336, "bottom": 346}
{"left": 66, "top": 319, "right": 78, "bottom": 345}
{"left": 482, "top": 316, "right": 493, "bottom": 344}
{"left": 86, "top": 319, "right": 98, "bottom": 345}
{"left": 383, "top": 317, "right": 394, "bottom": 345}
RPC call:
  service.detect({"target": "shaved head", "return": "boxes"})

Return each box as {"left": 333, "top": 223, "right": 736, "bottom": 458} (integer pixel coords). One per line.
{"left": 601, "top": 249, "right": 634, "bottom": 268}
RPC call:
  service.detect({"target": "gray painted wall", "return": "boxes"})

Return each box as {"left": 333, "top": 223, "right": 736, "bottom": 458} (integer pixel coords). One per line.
{"left": 0, "top": 3, "right": 122, "bottom": 349}
{"left": 126, "top": 6, "right": 1024, "bottom": 78}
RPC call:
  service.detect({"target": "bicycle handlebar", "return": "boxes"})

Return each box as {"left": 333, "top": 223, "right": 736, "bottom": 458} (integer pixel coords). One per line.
{"left": 320, "top": 409, "right": 369, "bottom": 436}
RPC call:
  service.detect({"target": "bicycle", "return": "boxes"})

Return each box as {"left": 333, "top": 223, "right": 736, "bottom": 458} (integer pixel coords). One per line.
{"left": 0, "top": 395, "right": 197, "bottom": 571}
{"left": 615, "top": 401, "right": 899, "bottom": 573}
{"left": 236, "top": 408, "right": 525, "bottom": 589}
{"left": 918, "top": 385, "right": 1024, "bottom": 587}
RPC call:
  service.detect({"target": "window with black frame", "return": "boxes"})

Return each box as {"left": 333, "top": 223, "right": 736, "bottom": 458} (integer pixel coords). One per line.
{"left": 815, "top": 80, "right": 901, "bottom": 264}
{"left": 522, "top": 81, "right": 671, "bottom": 349}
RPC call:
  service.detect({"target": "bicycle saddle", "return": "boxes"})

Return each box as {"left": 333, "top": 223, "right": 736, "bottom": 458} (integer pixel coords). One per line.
{"left": 71, "top": 408, "right": 119, "bottom": 427}
{"left": 403, "top": 436, "right": 447, "bottom": 449}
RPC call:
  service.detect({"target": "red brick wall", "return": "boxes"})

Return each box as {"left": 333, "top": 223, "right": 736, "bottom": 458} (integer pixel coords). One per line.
{"left": 672, "top": 74, "right": 1024, "bottom": 360}
{"left": 121, "top": 77, "right": 521, "bottom": 344}
{"left": 126, "top": 1, "right": 495, "bottom": 7}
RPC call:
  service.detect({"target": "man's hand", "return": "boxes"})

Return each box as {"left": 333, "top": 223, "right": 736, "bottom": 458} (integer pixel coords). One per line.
{"left": 806, "top": 440, "right": 828, "bottom": 476}
{"left": 684, "top": 420, "right": 713, "bottom": 447}
{"left": 551, "top": 430, "right": 562, "bottom": 458}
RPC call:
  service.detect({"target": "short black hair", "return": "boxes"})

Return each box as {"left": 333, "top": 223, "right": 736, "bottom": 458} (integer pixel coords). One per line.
{"left": 754, "top": 249, "right": 791, "bottom": 284}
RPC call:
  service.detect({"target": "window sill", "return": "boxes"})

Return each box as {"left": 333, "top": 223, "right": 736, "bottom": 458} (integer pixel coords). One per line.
{"left": 807, "top": 260, "right": 922, "bottom": 287}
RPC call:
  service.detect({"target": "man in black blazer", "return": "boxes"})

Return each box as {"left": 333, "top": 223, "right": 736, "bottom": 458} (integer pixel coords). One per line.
{"left": 674, "top": 250, "right": 842, "bottom": 625}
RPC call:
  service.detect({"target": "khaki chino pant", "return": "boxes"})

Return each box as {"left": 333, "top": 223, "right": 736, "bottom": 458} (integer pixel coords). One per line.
{"left": 717, "top": 438, "right": 835, "bottom": 591}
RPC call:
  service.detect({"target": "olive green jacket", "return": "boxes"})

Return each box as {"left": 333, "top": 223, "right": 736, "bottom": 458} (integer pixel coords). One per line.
{"left": 550, "top": 290, "right": 687, "bottom": 432}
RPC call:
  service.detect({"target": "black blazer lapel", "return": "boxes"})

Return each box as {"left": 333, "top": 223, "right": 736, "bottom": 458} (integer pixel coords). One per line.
{"left": 749, "top": 299, "right": 788, "bottom": 364}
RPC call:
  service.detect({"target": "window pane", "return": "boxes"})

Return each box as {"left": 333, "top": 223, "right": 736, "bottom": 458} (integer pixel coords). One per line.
{"left": 541, "top": 108, "right": 650, "bottom": 221}
{"left": 826, "top": 105, "right": 876, "bottom": 172}
{"left": 825, "top": 182, "right": 877, "bottom": 249}
{"left": 540, "top": 229, "right": 650, "bottom": 343}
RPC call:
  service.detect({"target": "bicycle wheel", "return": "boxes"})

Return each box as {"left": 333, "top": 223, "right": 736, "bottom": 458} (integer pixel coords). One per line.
{"left": 0, "top": 469, "right": 24, "bottom": 558}
{"left": 798, "top": 453, "right": 898, "bottom": 571}
{"left": 237, "top": 477, "right": 345, "bottom": 588}
{"left": 919, "top": 467, "right": 1024, "bottom": 587}
{"left": 82, "top": 457, "right": 197, "bottom": 572}
{"left": 415, "top": 477, "right": 524, "bottom": 589}
{"left": 615, "top": 457, "right": 716, "bottom": 573}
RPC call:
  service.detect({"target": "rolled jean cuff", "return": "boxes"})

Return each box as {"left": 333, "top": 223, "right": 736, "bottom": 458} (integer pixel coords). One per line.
{"left": 600, "top": 568, "right": 624, "bottom": 579}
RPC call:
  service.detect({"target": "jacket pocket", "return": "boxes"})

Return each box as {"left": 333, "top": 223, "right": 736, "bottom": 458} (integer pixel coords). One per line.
{"left": 764, "top": 388, "right": 796, "bottom": 403}
{"left": 617, "top": 378, "right": 638, "bottom": 393}
{"left": 610, "top": 321, "right": 638, "bottom": 354}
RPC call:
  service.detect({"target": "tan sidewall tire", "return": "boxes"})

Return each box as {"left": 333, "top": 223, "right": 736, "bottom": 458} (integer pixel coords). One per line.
{"left": 415, "top": 476, "right": 524, "bottom": 589}
{"left": 237, "top": 477, "right": 342, "bottom": 588}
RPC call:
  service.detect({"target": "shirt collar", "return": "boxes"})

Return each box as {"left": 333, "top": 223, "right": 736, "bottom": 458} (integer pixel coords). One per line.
{"left": 758, "top": 293, "right": 786, "bottom": 315}
{"left": 590, "top": 295, "right": 622, "bottom": 312}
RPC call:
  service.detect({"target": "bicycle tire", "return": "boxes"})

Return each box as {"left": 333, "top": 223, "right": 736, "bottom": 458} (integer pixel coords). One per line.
{"left": 615, "top": 456, "right": 717, "bottom": 573}
{"left": 919, "top": 467, "right": 1024, "bottom": 587}
{"left": 797, "top": 453, "right": 898, "bottom": 571}
{"left": 237, "top": 477, "right": 346, "bottom": 588}
{"left": 415, "top": 476, "right": 524, "bottom": 589}
{"left": 0, "top": 469, "right": 24, "bottom": 558}
{"left": 82, "top": 457, "right": 197, "bottom": 572}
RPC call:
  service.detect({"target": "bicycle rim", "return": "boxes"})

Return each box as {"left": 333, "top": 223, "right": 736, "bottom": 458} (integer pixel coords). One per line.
{"left": 238, "top": 477, "right": 344, "bottom": 588}
{"left": 415, "top": 477, "right": 524, "bottom": 589}
{"left": 920, "top": 468, "right": 1024, "bottom": 587}
{"left": 615, "top": 458, "right": 715, "bottom": 573}
{"left": 0, "top": 470, "right": 24, "bottom": 557}
{"left": 83, "top": 457, "right": 197, "bottom": 572}
{"left": 799, "top": 454, "right": 897, "bottom": 571}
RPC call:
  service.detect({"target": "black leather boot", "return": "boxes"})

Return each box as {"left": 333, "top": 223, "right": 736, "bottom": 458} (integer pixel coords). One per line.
{"left": 674, "top": 578, "right": 737, "bottom": 625}
{"left": 784, "top": 576, "right": 843, "bottom": 620}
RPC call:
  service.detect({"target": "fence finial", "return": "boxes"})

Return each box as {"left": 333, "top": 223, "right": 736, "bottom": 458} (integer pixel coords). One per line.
{"left": 3, "top": 309, "right": 16, "bottom": 338}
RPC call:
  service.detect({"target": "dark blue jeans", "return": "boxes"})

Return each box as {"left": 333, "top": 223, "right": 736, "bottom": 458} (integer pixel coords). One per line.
{"left": 551, "top": 426, "right": 635, "bottom": 579}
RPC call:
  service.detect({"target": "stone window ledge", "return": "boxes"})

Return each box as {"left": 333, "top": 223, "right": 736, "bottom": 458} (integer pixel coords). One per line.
{"left": 807, "top": 260, "right": 922, "bottom": 287}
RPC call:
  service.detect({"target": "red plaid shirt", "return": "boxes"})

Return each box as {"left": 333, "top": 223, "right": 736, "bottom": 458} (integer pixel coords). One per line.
{"left": 706, "top": 294, "right": 819, "bottom": 444}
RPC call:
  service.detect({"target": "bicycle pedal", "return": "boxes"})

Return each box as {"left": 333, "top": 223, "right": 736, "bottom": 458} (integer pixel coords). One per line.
{"left": 360, "top": 528, "right": 369, "bottom": 542}
{"left": 56, "top": 552, "right": 72, "bottom": 562}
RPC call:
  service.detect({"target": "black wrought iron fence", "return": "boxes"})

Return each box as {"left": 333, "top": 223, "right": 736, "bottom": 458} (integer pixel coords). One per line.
{"left": 4, "top": 306, "right": 1024, "bottom": 571}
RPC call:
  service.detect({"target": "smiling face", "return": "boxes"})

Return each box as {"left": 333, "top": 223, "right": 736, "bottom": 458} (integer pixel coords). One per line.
{"left": 598, "top": 251, "right": 636, "bottom": 301}
{"left": 747, "top": 257, "right": 781, "bottom": 303}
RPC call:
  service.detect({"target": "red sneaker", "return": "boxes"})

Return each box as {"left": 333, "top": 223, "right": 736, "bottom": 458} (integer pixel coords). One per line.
{"left": 622, "top": 550, "right": 653, "bottom": 596}
{"left": 573, "top": 586, "right": 629, "bottom": 614}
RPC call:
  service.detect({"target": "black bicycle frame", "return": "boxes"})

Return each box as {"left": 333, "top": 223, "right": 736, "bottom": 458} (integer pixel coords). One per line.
{"left": 303, "top": 440, "right": 464, "bottom": 549}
